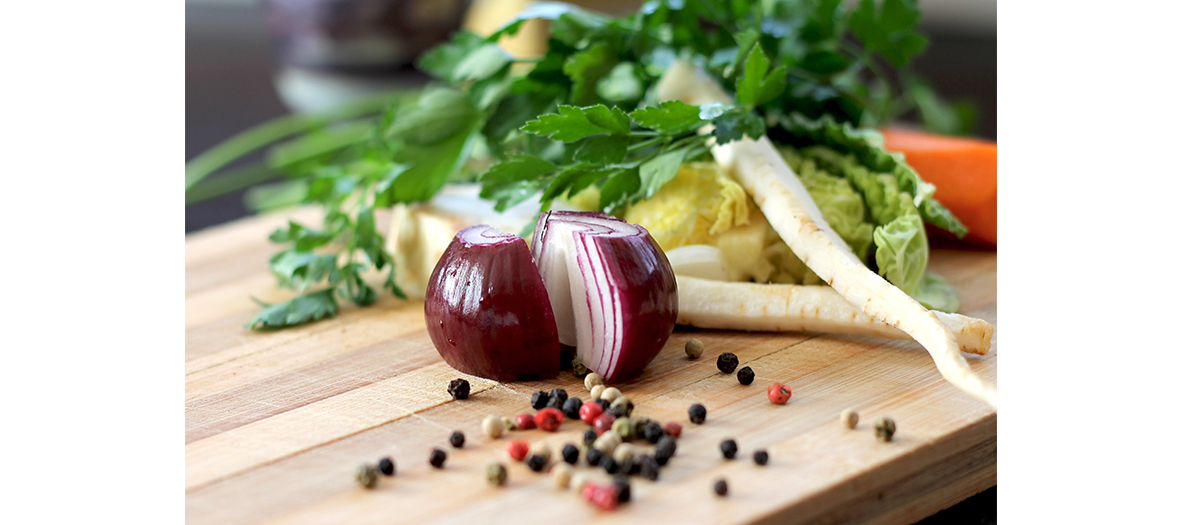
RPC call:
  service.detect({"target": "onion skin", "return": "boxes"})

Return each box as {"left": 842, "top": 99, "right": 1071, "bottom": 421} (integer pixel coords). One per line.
{"left": 424, "top": 225, "right": 561, "bottom": 381}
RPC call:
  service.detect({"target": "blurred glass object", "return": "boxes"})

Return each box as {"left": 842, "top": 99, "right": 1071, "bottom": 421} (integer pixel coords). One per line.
{"left": 264, "top": 0, "right": 470, "bottom": 112}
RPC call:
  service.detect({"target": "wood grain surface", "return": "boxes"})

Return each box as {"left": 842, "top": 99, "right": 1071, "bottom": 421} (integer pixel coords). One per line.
{"left": 185, "top": 210, "right": 997, "bottom": 525}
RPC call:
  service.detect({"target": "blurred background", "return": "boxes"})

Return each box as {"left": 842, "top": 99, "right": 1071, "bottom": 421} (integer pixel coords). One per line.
{"left": 187, "top": 0, "right": 995, "bottom": 235}
{"left": 186, "top": 1, "right": 995, "bottom": 521}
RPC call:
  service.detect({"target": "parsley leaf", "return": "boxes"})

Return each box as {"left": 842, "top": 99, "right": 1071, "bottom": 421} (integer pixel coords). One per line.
{"left": 735, "top": 43, "right": 787, "bottom": 106}
{"left": 630, "top": 100, "right": 705, "bottom": 135}
{"left": 246, "top": 289, "right": 340, "bottom": 330}
{"left": 522, "top": 105, "right": 629, "bottom": 141}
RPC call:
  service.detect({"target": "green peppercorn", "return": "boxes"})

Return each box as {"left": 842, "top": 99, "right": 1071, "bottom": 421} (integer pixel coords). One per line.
{"left": 736, "top": 366, "right": 755, "bottom": 385}
{"left": 355, "top": 463, "right": 379, "bottom": 489}
{"left": 753, "top": 450, "right": 769, "bottom": 466}
{"left": 717, "top": 352, "right": 739, "bottom": 374}
{"left": 377, "top": 456, "right": 395, "bottom": 476}
{"left": 688, "top": 403, "right": 707, "bottom": 424}
{"left": 429, "top": 448, "right": 447, "bottom": 469}
{"left": 874, "top": 417, "right": 896, "bottom": 442}
{"left": 571, "top": 358, "right": 590, "bottom": 377}
{"left": 449, "top": 431, "right": 465, "bottom": 448}
{"left": 713, "top": 478, "right": 729, "bottom": 496}
{"left": 562, "top": 443, "right": 580, "bottom": 465}
{"left": 720, "top": 439, "right": 738, "bottom": 459}
{"left": 612, "top": 417, "right": 635, "bottom": 441}
{"left": 632, "top": 417, "right": 652, "bottom": 440}
{"left": 685, "top": 338, "right": 704, "bottom": 359}
{"left": 486, "top": 462, "right": 508, "bottom": 486}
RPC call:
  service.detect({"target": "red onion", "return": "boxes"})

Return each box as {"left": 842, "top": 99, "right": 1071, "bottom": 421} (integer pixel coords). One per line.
{"left": 532, "top": 211, "right": 678, "bottom": 382}
{"left": 424, "top": 225, "right": 560, "bottom": 381}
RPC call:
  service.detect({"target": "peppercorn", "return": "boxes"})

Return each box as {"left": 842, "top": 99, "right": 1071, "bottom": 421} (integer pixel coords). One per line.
{"left": 482, "top": 415, "right": 506, "bottom": 438}
{"left": 841, "top": 408, "right": 859, "bottom": 429}
{"left": 720, "top": 439, "right": 738, "bottom": 459}
{"left": 610, "top": 395, "right": 634, "bottom": 417}
{"left": 619, "top": 456, "right": 637, "bottom": 476}
{"left": 583, "top": 428, "right": 598, "bottom": 447}
{"left": 586, "top": 447, "right": 604, "bottom": 466}
{"left": 737, "top": 366, "right": 755, "bottom": 385}
{"left": 549, "top": 388, "right": 569, "bottom": 407}
{"left": 571, "top": 358, "right": 590, "bottom": 377}
{"left": 593, "top": 397, "right": 608, "bottom": 409}
{"left": 501, "top": 416, "right": 517, "bottom": 431}
{"left": 688, "top": 403, "right": 707, "bottom": 424}
{"left": 632, "top": 417, "right": 652, "bottom": 440}
{"left": 355, "top": 463, "right": 379, "bottom": 489}
{"left": 600, "top": 387, "right": 622, "bottom": 403}
{"left": 530, "top": 391, "right": 550, "bottom": 410}
{"left": 449, "top": 430, "right": 465, "bottom": 448}
{"left": 767, "top": 382, "right": 792, "bottom": 405}
{"left": 713, "top": 478, "right": 729, "bottom": 496}
{"left": 753, "top": 450, "right": 769, "bottom": 466}
{"left": 612, "top": 443, "right": 636, "bottom": 464}
{"left": 552, "top": 462, "right": 574, "bottom": 488}
{"left": 535, "top": 407, "right": 564, "bottom": 432}
{"left": 594, "top": 431, "right": 621, "bottom": 454}
{"left": 584, "top": 372, "right": 604, "bottom": 391}
{"left": 516, "top": 413, "right": 536, "bottom": 430}
{"left": 613, "top": 475, "right": 632, "bottom": 503}
{"left": 429, "top": 448, "right": 447, "bottom": 469}
{"left": 377, "top": 456, "right": 395, "bottom": 476}
{"left": 594, "top": 413, "right": 617, "bottom": 435}
{"left": 562, "top": 397, "right": 584, "bottom": 420}
{"left": 874, "top": 417, "right": 896, "bottom": 442}
{"left": 717, "top": 352, "right": 739, "bottom": 374}
{"left": 486, "top": 462, "right": 508, "bottom": 486}
{"left": 507, "top": 440, "right": 529, "bottom": 461}
{"left": 644, "top": 421, "right": 664, "bottom": 444}
{"left": 527, "top": 453, "right": 548, "bottom": 472}
{"left": 654, "top": 435, "right": 677, "bottom": 466}
{"left": 664, "top": 421, "right": 683, "bottom": 438}
{"left": 605, "top": 406, "right": 628, "bottom": 419}
{"left": 590, "top": 385, "right": 606, "bottom": 400}
{"left": 562, "top": 443, "right": 580, "bottom": 464}
{"left": 601, "top": 456, "right": 620, "bottom": 474}
{"left": 685, "top": 338, "right": 704, "bottom": 359}
{"left": 589, "top": 483, "right": 620, "bottom": 511}
{"left": 571, "top": 472, "right": 592, "bottom": 493}
{"left": 639, "top": 455, "right": 660, "bottom": 481}
{"left": 447, "top": 378, "right": 471, "bottom": 400}
{"left": 612, "top": 417, "right": 635, "bottom": 441}
{"left": 580, "top": 401, "right": 604, "bottom": 425}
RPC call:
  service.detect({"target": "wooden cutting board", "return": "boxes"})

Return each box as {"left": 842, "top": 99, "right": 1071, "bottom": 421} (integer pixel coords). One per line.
{"left": 185, "top": 208, "right": 997, "bottom": 525}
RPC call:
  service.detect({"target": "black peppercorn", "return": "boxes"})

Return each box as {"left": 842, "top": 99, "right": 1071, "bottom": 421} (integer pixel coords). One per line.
{"left": 601, "top": 456, "right": 620, "bottom": 474}
{"left": 644, "top": 421, "right": 664, "bottom": 444}
{"left": 429, "top": 448, "right": 447, "bottom": 469}
{"left": 583, "top": 428, "right": 598, "bottom": 447}
{"left": 639, "top": 455, "right": 660, "bottom": 481}
{"left": 449, "top": 431, "right": 465, "bottom": 448}
{"left": 549, "top": 388, "right": 569, "bottom": 406}
{"left": 377, "top": 456, "right": 395, "bottom": 476}
{"left": 526, "top": 453, "right": 548, "bottom": 472}
{"left": 606, "top": 406, "right": 628, "bottom": 419}
{"left": 562, "top": 397, "right": 583, "bottom": 420}
{"left": 447, "top": 378, "right": 470, "bottom": 400}
{"left": 736, "top": 366, "right": 755, "bottom": 385}
{"left": 654, "top": 435, "right": 677, "bottom": 466}
{"left": 688, "top": 403, "right": 707, "bottom": 424}
{"left": 619, "top": 455, "right": 639, "bottom": 476}
{"left": 633, "top": 417, "right": 652, "bottom": 440}
{"left": 717, "top": 352, "right": 739, "bottom": 374}
{"left": 531, "top": 391, "right": 550, "bottom": 410}
{"left": 586, "top": 447, "right": 604, "bottom": 466}
{"left": 562, "top": 443, "right": 580, "bottom": 465}
{"left": 753, "top": 449, "right": 769, "bottom": 466}
{"left": 714, "top": 478, "right": 728, "bottom": 496}
{"left": 593, "top": 398, "right": 608, "bottom": 409}
{"left": 613, "top": 475, "right": 632, "bottom": 503}
{"left": 720, "top": 439, "right": 738, "bottom": 459}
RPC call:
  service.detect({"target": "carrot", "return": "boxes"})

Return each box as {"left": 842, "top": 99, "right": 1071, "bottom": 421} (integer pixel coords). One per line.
{"left": 880, "top": 128, "right": 997, "bottom": 247}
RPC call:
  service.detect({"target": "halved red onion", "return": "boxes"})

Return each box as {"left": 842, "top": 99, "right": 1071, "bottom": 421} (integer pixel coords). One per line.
{"left": 425, "top": 225, "right": 560, "bottom": 381}
{"left": 532, "top": 211, "right": 678, "bottom": 382}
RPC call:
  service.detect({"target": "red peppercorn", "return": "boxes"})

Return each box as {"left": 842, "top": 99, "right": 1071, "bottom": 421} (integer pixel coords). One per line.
{"left": 535, "top": 407, "right": 564, "bottom": 431}
{"left": 507, "top": 440, "right": 529, "bottom": 461}
{"left": 590, "top": 484, "right": 620, "bottom": 511}
{"left": 579, "top": 401, "right": 604, "bottom": 424}
{"left": 768, "top": 382, "right": 792, "bottom": 405}
{"left": 593, "top": 413, "right": 617, "bottom": 435}
{"left": 581, "top": 481, "right": 599, "bottom": 501}
{"left": 515, "top": 413, "right": 536, "bottom": 430}
{"left": 664, "top": 421, "right": 683, "bottom": 438}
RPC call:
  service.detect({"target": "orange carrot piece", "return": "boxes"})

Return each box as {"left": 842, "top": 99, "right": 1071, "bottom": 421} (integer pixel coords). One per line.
{"left": 881, "top": 128, "right": 997, "bottom": 247}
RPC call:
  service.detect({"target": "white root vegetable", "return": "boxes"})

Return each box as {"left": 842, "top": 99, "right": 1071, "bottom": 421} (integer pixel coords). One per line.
{"left": 656, "top": 60, "right": 997, "bottom": 407}
{"left": 676, "top": 276, "right": 993, "bottom": 355}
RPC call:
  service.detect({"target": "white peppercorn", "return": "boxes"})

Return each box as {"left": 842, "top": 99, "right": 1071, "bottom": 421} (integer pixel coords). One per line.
{"left": 482, "top": 414, "right": 506, "bottom": 438}
{"left": 571, "top": 472, "right": 592, "bottom": 493}
{"left": 552, "top": 462, "right": 574, "bottom": 489}
{"left": 612, "top": 443, "right": 636, "bottom": 463}
{"left": 585, "top": 373, "right": 605, "bottom": 391}
{"left": 594, "top": 430, "right": 621, "bottom": 454}
{"left": 841, "top": 408, "right": 859, "bottom": 429}
{"left": 501, "top": 416, "right": 517, "bottom": 431}
{"left": 685, "top": 338, "right": 704, "bottom": 359}
{"left": 590, "top": 384, "right": 606, "bottom": 399}
{"left": 601, "top": 387, "right": 622, "bottom": 403}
